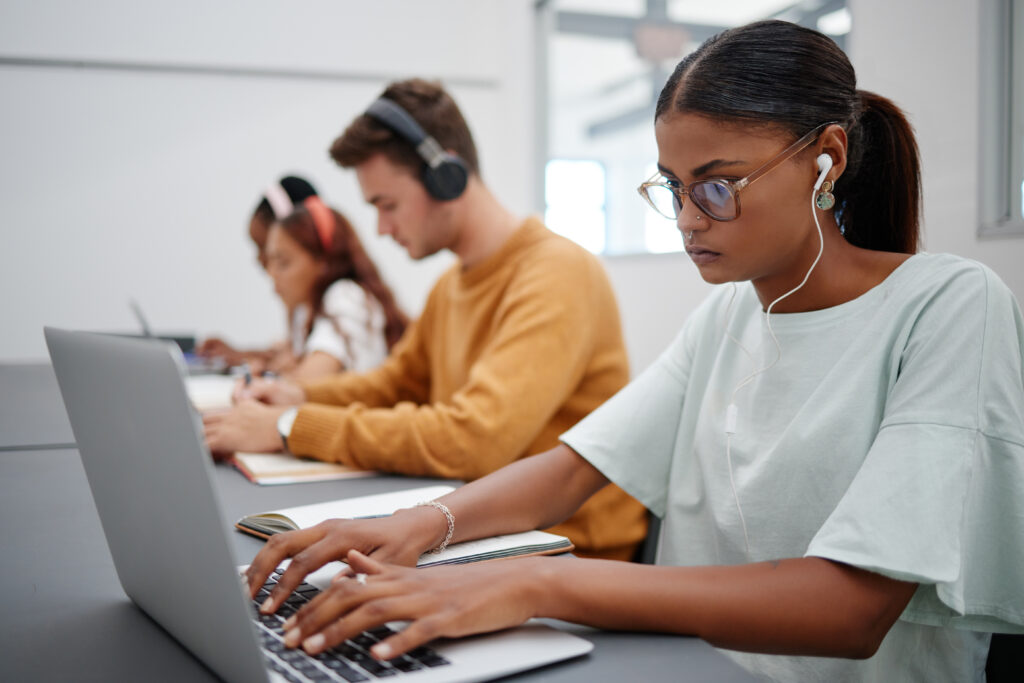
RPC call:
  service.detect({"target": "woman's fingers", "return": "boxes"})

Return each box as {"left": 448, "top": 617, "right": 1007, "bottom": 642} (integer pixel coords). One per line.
{"left": 346, "top": 548, "right": 386, "bottom": 574}
{"left": 246, "top": 527, "right": 332, "bottom": 606}
{"left": 281, "top": 552, "right": 536, "bottom": 662}
{"left": 253, "top": 525, "right": 399, "bottom": 613}
{"left": 286, "top": 569, "right": 400, "bottom": 649}
{"left": 369, "top": 614, "right": 449, "bottom": 661}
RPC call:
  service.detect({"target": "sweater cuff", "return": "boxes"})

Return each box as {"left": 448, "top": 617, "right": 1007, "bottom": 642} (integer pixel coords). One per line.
{"left": 287, "top": 403, "right": 351, "bottom": 465}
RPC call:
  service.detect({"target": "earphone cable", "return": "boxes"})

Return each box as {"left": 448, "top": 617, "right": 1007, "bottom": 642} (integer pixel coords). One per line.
{"left": 724, "top": 188, "right": 826, "bottom": 560}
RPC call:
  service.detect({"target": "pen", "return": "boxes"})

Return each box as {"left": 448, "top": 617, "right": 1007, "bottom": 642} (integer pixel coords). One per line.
{"left": 352, "top": 514, "right": 391, "bottom": 519}
{"left": 242, "top": 362, "right": 253, "bottom": 387}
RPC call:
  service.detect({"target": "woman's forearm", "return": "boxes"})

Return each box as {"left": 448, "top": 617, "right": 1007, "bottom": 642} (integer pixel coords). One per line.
{"left": 532, "top": 555, "right": 917, "bottom": 658}
{"left": 425, "top": 444, "right": 610, "bottom": 545}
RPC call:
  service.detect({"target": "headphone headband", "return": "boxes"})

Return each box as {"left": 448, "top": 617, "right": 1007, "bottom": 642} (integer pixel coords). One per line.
{"left": 366, "top": 98, "right": 429, "bottom": 150}
{"left": 263, "top": 182, "right": 293, "bottom": 220}
{"left": 364, "top": 97, "right": 469, "bottom": 201}
{"left": 303, "top": 196, "right": 335, "bottom": 251}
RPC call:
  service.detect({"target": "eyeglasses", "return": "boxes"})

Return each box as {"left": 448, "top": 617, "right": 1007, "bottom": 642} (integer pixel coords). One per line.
{"left": 637, "top": 121, "right": 837, "bottom": 222}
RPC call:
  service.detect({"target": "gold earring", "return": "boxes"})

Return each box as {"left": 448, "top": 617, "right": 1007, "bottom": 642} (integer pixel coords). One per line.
{"left": 815, "top": 180, "right": 836, "bottom": 210}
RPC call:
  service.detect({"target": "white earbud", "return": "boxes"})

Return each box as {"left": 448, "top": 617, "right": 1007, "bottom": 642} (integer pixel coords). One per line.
{"left": 814, "top": 153, "right": 833, "bottom": 190}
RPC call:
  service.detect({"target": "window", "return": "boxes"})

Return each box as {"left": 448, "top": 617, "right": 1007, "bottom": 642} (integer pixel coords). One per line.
{"left": 980, "top": 0, "right": 1024, "bottom": 236}
{"left": 538, "top": 0, "right": 852, "bottom": 255}
{"left": 545, "top": 159, "right": 608, "bottom": 254}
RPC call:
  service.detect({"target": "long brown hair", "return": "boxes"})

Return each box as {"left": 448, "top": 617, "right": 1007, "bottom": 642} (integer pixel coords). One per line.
{"left": 656, "top": 20, "right": 921, "bottom": 254}
{"left": 276, "top": 202, "right": 408, "bottom": 349}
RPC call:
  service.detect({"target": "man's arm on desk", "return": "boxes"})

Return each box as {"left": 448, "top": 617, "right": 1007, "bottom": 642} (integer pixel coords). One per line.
{"left": 203, "top": 313, "right": 432, "bottom": 455}
{"left": 285, "top": 263, "right": 611, "bottom": 480}
{"left": 297, "top": 314, "right": 433, "bottom": 409}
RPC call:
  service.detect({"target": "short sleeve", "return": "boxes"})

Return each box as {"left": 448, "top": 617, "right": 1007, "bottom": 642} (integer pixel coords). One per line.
{"left": 807, "top": 261, "right": 1024, "bottom": 633}
{"left": 305, "top": 280, "right": 387, "bottom": 371}
{"left": 561, "top": 323, "right": 694, "bottom": 518}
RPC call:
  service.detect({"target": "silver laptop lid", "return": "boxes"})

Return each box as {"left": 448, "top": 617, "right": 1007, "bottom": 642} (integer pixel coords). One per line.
{"left": 45, "top": 327, "right": 595, "bottom": 683}
{"left": 45, "top": 327, "right": 269, "bottom": 683}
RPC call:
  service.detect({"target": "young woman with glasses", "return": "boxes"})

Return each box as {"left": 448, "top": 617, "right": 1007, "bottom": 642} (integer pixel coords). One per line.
{"left": 239, "top": 20, "right": 1024, "bottom": 681}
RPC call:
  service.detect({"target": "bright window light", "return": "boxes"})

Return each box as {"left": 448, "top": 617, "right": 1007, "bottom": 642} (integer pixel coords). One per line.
{"left": 545, "top": 159, "right": 607, "bottom": 254}
{"left": 641, "top": 164, "right": 683, "bottom": 253}
{"left": 818, "top": 8, "right": 851, "bottom": 36}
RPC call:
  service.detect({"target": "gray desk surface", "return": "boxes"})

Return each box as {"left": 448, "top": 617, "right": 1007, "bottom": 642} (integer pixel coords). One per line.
{"left": 0, "top": 362, "right": 76, "bottom": 450}
{"left": 2, "top": 448, "right": 757, "bottom": 682}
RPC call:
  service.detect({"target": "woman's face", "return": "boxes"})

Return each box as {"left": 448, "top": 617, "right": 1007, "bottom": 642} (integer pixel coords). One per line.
{"left": 264, "top": 225, "right": 322, "bottom": 309}
{"left": 654, "top": 113, "right": 824, "bottom": 293}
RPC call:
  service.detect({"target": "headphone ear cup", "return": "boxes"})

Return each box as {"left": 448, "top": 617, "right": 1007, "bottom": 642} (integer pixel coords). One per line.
{"left": 422, "top": 154, "right": 469, "bottom": 201}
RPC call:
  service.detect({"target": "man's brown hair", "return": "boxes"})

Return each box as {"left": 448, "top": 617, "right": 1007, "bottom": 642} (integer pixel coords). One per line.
{"left": 330, "top": 79, "right": 480, "bottom": 178}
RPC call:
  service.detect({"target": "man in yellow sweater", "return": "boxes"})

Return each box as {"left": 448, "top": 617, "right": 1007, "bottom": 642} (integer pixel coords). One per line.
{"left": 204, "top": 79, "right": 646, "bottom": 561}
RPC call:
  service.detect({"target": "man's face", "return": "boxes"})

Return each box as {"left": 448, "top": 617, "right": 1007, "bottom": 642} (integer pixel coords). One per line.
{"left": 355, "top": 154, "right": 457, "bottom": 260}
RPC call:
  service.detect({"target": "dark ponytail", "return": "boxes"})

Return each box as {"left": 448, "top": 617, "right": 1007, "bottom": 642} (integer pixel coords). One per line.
{"left": 657, "top": 20, "right": 921, "bottom": 254}
{"left": 839, "top": 92, "right": 920, "bottom": 253}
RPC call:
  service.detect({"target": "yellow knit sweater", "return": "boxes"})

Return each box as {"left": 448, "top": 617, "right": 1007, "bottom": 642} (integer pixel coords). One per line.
{"left": 288, "top": 218, "right": 647, "bottom": 560}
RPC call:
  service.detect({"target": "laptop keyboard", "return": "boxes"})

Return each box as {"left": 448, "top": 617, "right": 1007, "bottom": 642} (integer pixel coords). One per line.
{"left": 252, "top": 568, "right": 450, "bottom": 682}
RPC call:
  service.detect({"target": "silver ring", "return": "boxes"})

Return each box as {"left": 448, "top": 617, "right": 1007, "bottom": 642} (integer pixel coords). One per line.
{"left": 354, "top": 573, "right": 367, "bottom": 586}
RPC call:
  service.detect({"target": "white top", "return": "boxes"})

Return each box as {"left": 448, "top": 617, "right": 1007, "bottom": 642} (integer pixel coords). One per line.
{"left": 562, "top": 253, "right": 1024, "bottom": 682}
{"left": 290, "top": 280, "right": 389, "bottom": 372}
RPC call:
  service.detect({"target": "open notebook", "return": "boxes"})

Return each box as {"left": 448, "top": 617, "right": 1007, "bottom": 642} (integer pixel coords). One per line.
{"left": 46, "top": 328, "right": 593, "bottom": 683}
{"left": 236, "top": 484, "right": 575, "bottom": 567}
{"left": 184, "top": 375, "right": 376, "bottom": 485}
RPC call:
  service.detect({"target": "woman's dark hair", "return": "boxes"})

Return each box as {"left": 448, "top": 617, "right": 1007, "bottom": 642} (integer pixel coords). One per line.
{"left": 252, "top": 176, "right": 318, "bottom": 226}
{"left": 250, "top": 176, "right": 320, "bottom": 267}
{"left": 656, "top": 20, "right": 920, "bottom": 254}
{"left": 276, "top": 206, "right": 408, "bottom": 350}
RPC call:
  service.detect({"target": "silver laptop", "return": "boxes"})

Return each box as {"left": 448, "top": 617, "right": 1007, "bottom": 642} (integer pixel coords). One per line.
{"left": 45, "top": 327, "right": 593, "bottom": 683}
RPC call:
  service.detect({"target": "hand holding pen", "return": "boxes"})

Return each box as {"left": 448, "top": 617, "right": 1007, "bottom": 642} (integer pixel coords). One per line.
{"left": 232, "top": 368, "right": 307, "bottom": 406}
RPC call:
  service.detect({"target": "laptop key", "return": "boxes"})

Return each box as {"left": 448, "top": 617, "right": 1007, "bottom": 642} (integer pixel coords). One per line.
{"left": 329, "top": 666, "right": 370, "bottom": 682}
{"left": 351, "top": 633, "right": 378, "bottom": 649}
{"left": 367, "top": 625, "right": 397, "bottom": 639}
{"left": 407, "top": 646, "right": 450, "bottom": 668}
{"left": 388, "top": 656, "right": 422, "bottom": 673}
{"left": 343, "top": 649, "right": 394, "bottom": 677}
{"left": 320, "top": 660, "right": 369, "bottom": 682}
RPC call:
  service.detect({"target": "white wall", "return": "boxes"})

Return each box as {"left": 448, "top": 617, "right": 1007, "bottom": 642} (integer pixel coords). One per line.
{"left": 0, "top": 0, "right": 537, "bottom": 361}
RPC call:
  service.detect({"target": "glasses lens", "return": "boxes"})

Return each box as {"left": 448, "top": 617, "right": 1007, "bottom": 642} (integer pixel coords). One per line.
{"left": 691, "top": 181, "right": 736, "bottom": 220}
{"left": 643, "top": 184, "right": 681, "bottom": 219}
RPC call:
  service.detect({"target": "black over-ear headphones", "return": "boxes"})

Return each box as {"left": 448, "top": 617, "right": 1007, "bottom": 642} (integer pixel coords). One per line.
{"left": 364, "top": 97, "right": 469, "bottom": 201}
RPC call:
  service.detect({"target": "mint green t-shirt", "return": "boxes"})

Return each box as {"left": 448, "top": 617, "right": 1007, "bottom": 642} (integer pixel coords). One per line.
{"left": 562, "top": 253, "right": 1024, "bottom": 682}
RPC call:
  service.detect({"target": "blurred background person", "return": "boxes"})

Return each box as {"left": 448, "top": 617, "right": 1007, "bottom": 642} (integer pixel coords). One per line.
{"left": 199, "top": 177, "right": 406, "bottom": 380}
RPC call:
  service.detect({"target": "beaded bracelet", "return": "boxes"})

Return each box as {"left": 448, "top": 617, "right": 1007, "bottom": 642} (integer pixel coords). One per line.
{"left": 415, "top": 500, "right": 454, "bottom": 554}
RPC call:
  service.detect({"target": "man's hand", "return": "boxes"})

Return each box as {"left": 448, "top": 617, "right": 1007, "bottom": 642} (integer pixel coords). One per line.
{"left": 232, "top": 376, "right": 306, "bottom": 406}
{"left": 203, "top": 400, "right": 289, "bottom": 458}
